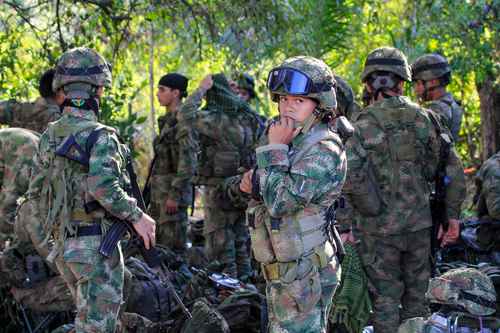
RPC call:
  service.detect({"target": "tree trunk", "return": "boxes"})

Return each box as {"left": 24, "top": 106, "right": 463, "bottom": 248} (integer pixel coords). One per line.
{"left": 479, "top": 75, "right": 500, "bottom": 161}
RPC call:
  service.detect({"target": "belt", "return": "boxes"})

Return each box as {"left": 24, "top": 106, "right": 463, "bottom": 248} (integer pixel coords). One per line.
{"left": 66, "top": 224, "right": 102, "bottom": 238}
{"left": 261, "top": 252, "right": 326, "bottom": 281}
{"left": 71, "top": 210, "right": 95, "bottom": 222}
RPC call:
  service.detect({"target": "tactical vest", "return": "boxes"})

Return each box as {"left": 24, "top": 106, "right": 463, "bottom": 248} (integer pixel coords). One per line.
{"left": 195, "top": 109, "right": 261, "bottom": 185}
{"left": 39, "top": 118, "right": 118, "bottom": 245}
{"left": 248, "top": 125, "right": 342, "bottom": 266}
{"left": 152, "top": 113, "right": 180, "bottom": 175}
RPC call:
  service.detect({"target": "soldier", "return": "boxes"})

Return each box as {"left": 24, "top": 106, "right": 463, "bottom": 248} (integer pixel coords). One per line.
{"left": 27, "top": 47, "right": 156, "bottom": 332}
{"left": 0, "top": 68, "right": 63, "bottom": 133}
{"left": 476, "top": 150, "right": 500, "bottom": 220}
{"left": 147, "top": 73, "right": 196, "bottom": 255}
{"left": 233, "top": 72, "right": 257, "bottom": 103}
{"left": 238, "top": 56, "right": 346, "bottom": 332}
{"left": 178, "top": 73, "right": 262, "bottom": 281}
{"left": 411, "top": 53, "right": 464, "bottom": 141}
{"left": 334, "top": 75, "right": 361, "bottom": 121}
{"left": 342, "top": 47, "right": 466, "bottom": 332}
{"left": 0, "top": 128, "right": 40, "bottom": 246}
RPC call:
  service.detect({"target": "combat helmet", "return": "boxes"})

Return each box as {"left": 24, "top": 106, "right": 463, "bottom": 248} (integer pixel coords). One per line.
{"left": 411, "top": 53, "right": 451, "bottom": 82}
{"left": 426, "top": 267, "right": 497, "bottom": 316}
{"left": 236, "top": 73, "right": 256, "bottom": 99}
{"left": 53, "top": 47, "right": 112, "bottom": 93}
{"left": 267, "top": 56, "right": 337, "bottom": 114}
{"left": 361, "top": 47, "right": 412, "bottom": 82}
{"left": 334, "top": 75, "right": 355, "bottom": 116}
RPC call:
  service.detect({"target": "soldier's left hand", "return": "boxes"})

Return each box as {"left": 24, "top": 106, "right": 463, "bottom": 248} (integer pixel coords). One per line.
{"left": 438, "top": 218, "right": 460, "bottom": 248}
{"left": 240, "top": 170, "right": 253, "bottom": 194}
{"left": 268, "top": 116, "right": 299, "bottom": 145}
{"left": 165, "top": 198, "right": 178, "bottom": 214}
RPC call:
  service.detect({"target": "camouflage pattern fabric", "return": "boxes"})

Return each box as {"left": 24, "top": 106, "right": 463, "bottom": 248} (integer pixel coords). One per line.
{"left": 28, "top": 103, "right": 144, "bottom": 332}
{"left": 0, "top": 128, "right": 40, "bottom": 236}
{"left": 476, "top": 151, "right": 500, "bottom": 219}
{"left": 425, "top": 92, "right": 463, "bottom": 141}
{"left": 148, "top": 107, "right": 197, "bottom": 253}
{"left": 357, "top": 228, "right": 431, "bottom": 332}
{"left": 252, "top": 120, "right": 347, "bottom": 332}
{"left": 426, "top": 267, "right": 497, "bottom": 316}
{"left": 179, "top": 73, "right": 262, "bottom": 280}
{"left": 0, "top": 97, "right": 61, "bottom": 133}
{"left": 344, "top": 95, "right": 466, "bottom": 332}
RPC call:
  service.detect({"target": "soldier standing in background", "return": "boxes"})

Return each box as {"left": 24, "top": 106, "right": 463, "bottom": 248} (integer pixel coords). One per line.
{"left": 342, "top": 47, "right": 466, "bottom": 332}
{"left": 411, "top": 54, "right": 464, "bottom": 141}
{"left": 0, "top": 68, "right": 63, "bottom": 133}
{"left": 147, "top": 73, "right": 196, "bottom": 256}
{"left": 178, "top": 73, "right": 262, "bottom": 281}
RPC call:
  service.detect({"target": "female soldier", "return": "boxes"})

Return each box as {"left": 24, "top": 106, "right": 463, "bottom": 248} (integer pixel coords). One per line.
{"left": 239, "top": 56, "right": 347, "bottom": 333}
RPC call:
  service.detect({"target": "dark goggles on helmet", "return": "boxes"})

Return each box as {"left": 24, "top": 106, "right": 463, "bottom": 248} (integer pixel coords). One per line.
{"left": 267, "top": 67, "right": 333, "bottom": 95}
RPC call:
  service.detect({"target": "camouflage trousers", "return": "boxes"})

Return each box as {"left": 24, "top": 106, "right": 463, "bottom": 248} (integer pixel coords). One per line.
{"left": 204, "top": 186, "right": 252, "bottom": 280}
{"left": 156, "top": 207, "right": 188, "bottom": 254}
{"left": 358, "top": 228, "right": 431, "bottom": 333}
{"left": 266, "top": 256, "right": 341, "bottom": 333}
{"left": 57, "top": 234, "right": 124, "bottom": 333}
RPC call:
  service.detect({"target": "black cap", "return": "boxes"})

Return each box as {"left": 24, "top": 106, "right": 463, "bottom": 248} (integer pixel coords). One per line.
{"left": 159, "top": 73, "right": 188, "bottom": 97}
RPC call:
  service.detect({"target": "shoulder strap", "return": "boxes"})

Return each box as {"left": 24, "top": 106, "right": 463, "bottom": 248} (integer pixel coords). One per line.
{"left": 290, "top": 126, "right": 342, "bottom": 165}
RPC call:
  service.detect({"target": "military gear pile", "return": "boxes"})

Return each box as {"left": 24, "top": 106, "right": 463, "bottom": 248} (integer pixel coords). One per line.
{"left": 426, "top": 267, "right": 497, "bottom": 316}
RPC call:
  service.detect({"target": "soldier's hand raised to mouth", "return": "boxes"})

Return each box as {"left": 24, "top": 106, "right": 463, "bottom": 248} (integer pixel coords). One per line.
{"left": 239, "top": 169, "right": 253, "bottom": 194}
{"left": 268, "top": 116, "right": 299, "bottom": 145}
{"left": 133, "top": 213, "right": 156, "bottom": 250}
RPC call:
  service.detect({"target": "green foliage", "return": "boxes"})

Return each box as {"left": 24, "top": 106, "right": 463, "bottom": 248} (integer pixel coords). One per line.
{"left": 0, "top": 0, "right": 497, "bottom": 168}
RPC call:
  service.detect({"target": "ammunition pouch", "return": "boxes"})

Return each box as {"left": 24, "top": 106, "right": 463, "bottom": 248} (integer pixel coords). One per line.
{"left": 267, "top": 213, "right": 329, "bottom": 263}
{"left": 213, "top": 151, "right": 240, "bottom": 177}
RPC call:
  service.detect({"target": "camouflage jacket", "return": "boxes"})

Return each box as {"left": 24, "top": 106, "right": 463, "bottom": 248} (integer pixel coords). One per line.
{"left": 0, "top": 97, "right": 61, "bottom": 133}
{"left": 28, "top": 107, "right": 143, "bottom": 262}
{"left": 0, "top": 128, "right": 40, "bottom": 233}
{"left": 344, "top": 96, "right": 465, "bottom": 235}
{"left": 476, "top": 151, "right": 500, "bottom": 220}
{"left": 178, "top": 74, "right": 263, "bottom": 186}
{"left": 150, "top": 108, "right": 197, "bottom": 207}
{"left": 425, "top": 92, "right": 463, "bottom": 141}
{"left": 255, "top": 122, "right": 347, "bottom": 218}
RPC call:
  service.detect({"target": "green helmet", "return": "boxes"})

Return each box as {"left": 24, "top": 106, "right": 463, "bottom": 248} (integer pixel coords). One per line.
{"left": 268, "top": 56, "right": 337, "bottom": 113}
{"left": 334, "top": 75, "right": 354, "bottom": 116}
{"left": 361, "top": 47, "right": 411, "bottom": 82}
{"left": 53, "top": 47, "right": 112, "bottom": 91}
{"left": 411, "top": 53, "right": 451, "bottom": 82}
{"left": 426, "top": 267, "right": 497, "bottom": 316}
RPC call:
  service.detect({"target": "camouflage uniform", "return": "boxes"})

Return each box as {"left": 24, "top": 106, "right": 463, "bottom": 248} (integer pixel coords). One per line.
{"left": 249, "top": 56, "right": 346, "bottom": 333}
{"left": 28, "top": 48, "right": 143, "bottom": 332}
{"left": 345, "top": 47, "right": 466, "bottom": 332}
{"left": 476, "top": 151, "right": 500, "bottom": 219}
{"left": 148, "top": 103, "right": 197, "bottom": 254}
{"left": 178, "top": 74, "right": 262, "bottom": 280}
{"left": 0, "top": 97, "right": 61, "bottom": 133}
{"left": 412, "top": 54, "right": 464, "bottom": 141}
{"left": 0, "top": 128, "right": 39, "bottom": 237}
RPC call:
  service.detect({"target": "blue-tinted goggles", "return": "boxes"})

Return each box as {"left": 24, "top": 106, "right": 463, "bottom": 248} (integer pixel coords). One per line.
{"left": 267, "top": 67, "right": 332, "bottom": 95}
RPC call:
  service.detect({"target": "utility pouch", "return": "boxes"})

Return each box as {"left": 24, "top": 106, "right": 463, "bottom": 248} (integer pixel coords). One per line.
{"left": 268, "top": 262, "right": 321, "bottom": 321}
{"left": 349, "top": 162, "right": 382, "bottom": 216}
{"left": 247, "top": 206, "right": 276, "bottom": 264}
{"left": 213, "top": 151, "right": 240, "bottom": 177}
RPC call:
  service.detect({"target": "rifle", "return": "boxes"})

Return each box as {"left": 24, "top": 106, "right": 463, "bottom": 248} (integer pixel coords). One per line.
{"left": 55, "top": 127, "right": 191, "bottom": 318}
{"left": 98, "top": 155, "right": 192, "bottom": 318}
{"left": 430, "top": 132, "right": 452, "bottom": 274}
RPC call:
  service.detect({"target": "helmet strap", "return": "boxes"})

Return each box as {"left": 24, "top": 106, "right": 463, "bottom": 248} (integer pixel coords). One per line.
{"left": 299, "top": 109, "right": 321, "bottom": 134}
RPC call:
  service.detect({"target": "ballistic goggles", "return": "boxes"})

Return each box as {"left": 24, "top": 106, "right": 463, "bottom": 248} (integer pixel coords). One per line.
{"left": 267, "top": 67, "right": 333, "bottom": 95}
